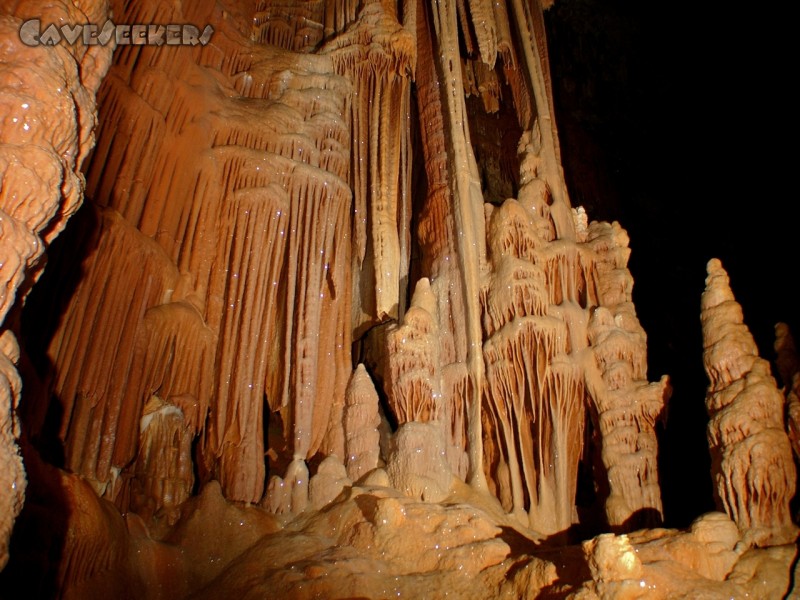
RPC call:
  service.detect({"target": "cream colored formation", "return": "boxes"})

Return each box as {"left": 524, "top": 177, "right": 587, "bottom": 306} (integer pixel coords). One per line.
{"left": 0, "top": 0, "right": 798, "bottom": 596}
{"left": 701, "top": 259, "right": 797, "bottom": 546}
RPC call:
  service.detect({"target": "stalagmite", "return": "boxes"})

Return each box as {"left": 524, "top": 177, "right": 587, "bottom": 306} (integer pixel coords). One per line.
{"left": 480, "top": 166, "right": 667, "bottom": 534}
{"left": 369, "top": 277, "right": 442, "bottom": 424}
{"left": 701, "top": 258, "right": 797, "bottom": 546}
{"left": 128, "top": 395, "right": 195, "bottom": 521}
{"left": 343, "top": 364, "right": 381, "bottom": 481}
{"left": 583, "top": 220, "right": 669, "bottom": 531}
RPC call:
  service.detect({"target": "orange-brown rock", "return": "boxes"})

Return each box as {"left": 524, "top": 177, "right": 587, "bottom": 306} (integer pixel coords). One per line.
{"left": 0, "top": 331, "right": 24, "bottom": 572}
{"left": 0, "top": 0, "right": 112, "bottom": 569}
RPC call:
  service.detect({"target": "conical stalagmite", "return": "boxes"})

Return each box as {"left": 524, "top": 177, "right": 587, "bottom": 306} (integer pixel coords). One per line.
{"left": 701, "top": 258, "right": 797, "bottom": 546}
{"left": 343, "top": 365, "right": 382, "bottom": 482}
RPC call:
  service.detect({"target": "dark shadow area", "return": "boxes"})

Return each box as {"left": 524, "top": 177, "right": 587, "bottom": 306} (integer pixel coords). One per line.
{"left": 0, "top": 439, "right": 71, "bottom": 600}
{"left": 497, "top": 525, "right": 540, "bottom": 557}
{"left": 535, "top": 504, "right": 660, "bottom": 549}
{"left": 530, "top": 541, "right": 591, "bottom": 599}
{"left": 573, "top": 396, "right": 610, "bottom": 539}
{"left": 614, "top": 508, "right": 662, "bottom": 534}
{"left": 464, "top": 66, "right": 523, "bottom": 205}
{"left": 0, "top": 201, "right": 104, "bottom": 600}
{"left": 16, "top": 203, "right": 103, "bottom": 462}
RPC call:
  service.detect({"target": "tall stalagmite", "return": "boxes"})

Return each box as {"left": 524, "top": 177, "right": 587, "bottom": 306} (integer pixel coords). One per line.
{"left": 701, "top": 258, "right": 797, "bottom": 546}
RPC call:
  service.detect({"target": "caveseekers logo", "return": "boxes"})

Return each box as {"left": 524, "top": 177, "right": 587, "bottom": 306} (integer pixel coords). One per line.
{"left": 19, "top": 19, "right": 214, "bottom": 47}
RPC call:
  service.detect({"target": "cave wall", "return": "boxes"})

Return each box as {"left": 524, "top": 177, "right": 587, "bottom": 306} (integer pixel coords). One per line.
{"left": 0, "top": 0, "right": 112, "bottom": 569}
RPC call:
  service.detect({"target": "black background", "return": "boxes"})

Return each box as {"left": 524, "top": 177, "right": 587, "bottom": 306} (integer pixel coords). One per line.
{"left": 545, "top": 0, "right": 798, "bottom": 526}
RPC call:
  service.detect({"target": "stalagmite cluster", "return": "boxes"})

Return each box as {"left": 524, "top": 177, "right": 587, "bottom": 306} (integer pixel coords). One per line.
{"left": 0, "top": 0, "right": 797, "bottom": 597}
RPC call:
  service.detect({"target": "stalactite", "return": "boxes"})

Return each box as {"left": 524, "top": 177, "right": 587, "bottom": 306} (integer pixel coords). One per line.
{"left": 465, "top": 0, "right": 497, "bottom": 66}
{"left": 252, "top": 1, "right": 326, "bottom": 52}
{"left": 482, "top": 256, "right": 548, "bottom": 338}
{"left": 202, "top": 186, "right": 290, "bottom": 502}
{"left": 321, "top": 0, "right": 415, "bottom": 327}
{"left": 45, "top": 209, "right": 182, "bottom": 497}
{"left": 425, "top": 0, "right": 489, "bottom": 492}
{"left": 701, "top": 259, "right": 798, "bottom": 546}
{"left": 482, "top": 181, "right": 585, "bottom": 534}
{"left": 4, "top": 1, "right": 351, "bottom": 513}
{"left": 440, "top": 362, "right": 470, "bottom": 479}
{"left": 507, "top": 0, "right": 572, "bottom": 240}
{"left": 483, "top": 315, "right": 581, "bottom": 533}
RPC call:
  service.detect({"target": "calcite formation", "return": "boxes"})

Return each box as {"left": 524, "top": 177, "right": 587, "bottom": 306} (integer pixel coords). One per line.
{"left": 701, "top": 258, "right": 797, "bottom": 546}
{"left": 0, "top": 0, "right": 797, "bottom": 597}
{"left": 0, "top": 0, "right": 113, "bottom": 569}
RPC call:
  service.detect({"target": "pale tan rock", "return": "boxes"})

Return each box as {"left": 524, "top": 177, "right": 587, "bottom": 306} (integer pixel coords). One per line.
{"left": 188, "top": 485, "right": 556, "bottom": 600}
{"left": 385, "top": 421, "right": 454, "bottom": 502}
{"left": 701, "top": 258, "right": 798, "bottom": 546}
{"left": 576, "top": 520, "right": 754, "bottom": 600}
{"left": 360, "top": 467, "right": 391, "bottom": 487}
{"left": 584, "top": 533, "right": 643, "bottom": 587}
{"left": 321, "top": 0, "right": 415, "bottom": 326}
{"left": 371, "top": 277, "right": 443, "bottom": 424}
{"left": 480, "top": 195, "right": 667, "bottom": 536}
{"left": 584, "top": 223, "right": 670, "bottom": 531}
{"left": 161, "top": 480, "right": 280, "bottom": 590}
{"left": 343, "top": 364, "right": 381, "bottom": 481}
{"left": 128, "top": 395, "right": 196, "bottom": 524}
{"left": 308, "top": 455, "right": 351, "bottom": 510}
